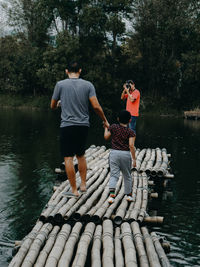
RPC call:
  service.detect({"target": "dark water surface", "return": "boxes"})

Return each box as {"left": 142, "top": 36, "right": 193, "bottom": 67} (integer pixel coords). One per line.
{"left": 0, "top": 109, "right": 200, "bottom": 266}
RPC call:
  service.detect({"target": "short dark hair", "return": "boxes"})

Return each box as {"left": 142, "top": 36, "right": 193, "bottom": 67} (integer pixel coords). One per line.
{"left": 118, "top": 110, "right": 131, "bottom": 124}
{"left": 67, "top": 61, "right": 81, "bottom": 73}
{"left": 126, "top": 80, "right": 134, "bottom": 85}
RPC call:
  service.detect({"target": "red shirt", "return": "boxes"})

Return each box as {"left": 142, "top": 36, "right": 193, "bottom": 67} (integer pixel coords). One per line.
{"left": 109, "top": 124, "right": 135, "bottom": 151}
{"left": 124, "top": 89, "right": 140, "bottom": 116}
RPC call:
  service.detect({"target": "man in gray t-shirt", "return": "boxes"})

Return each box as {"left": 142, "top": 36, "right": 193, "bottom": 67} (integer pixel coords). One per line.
{"left": 51, "top": 61, "right": 109, "bottom": 198}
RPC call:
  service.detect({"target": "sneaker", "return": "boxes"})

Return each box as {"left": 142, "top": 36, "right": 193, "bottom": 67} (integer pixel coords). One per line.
{"left": 108, "top": 196, "right": 115, "bottom": 204}
{"left": 126, "top": 195, "right": 134, "bottom": 202}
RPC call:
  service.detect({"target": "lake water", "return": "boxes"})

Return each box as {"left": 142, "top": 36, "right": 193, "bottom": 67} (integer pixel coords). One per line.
{"left": 0, "top": 109, "right": 200, "bottom": 267}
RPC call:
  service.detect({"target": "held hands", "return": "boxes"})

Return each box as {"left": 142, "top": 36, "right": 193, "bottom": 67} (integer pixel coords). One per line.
{"left": 103, "top": 120, "right": 110, "bottom": 128}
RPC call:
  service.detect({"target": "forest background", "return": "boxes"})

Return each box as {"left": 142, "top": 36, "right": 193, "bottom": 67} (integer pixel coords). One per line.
{"left": 0, "top": 0, "right": 199, "bottom": 115}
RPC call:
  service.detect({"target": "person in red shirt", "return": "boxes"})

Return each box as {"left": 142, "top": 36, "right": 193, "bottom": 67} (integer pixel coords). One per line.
{"left": 121, "top": 80, "right": 140, "bottom": 133}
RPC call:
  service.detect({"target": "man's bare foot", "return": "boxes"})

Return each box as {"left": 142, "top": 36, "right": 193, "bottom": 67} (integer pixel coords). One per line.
{"left": 80, "top": 184, "right": 86, "bottom": 192}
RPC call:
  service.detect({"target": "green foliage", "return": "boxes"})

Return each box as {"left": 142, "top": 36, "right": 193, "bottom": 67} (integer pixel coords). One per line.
{"left": 1, "top": 0, "right": 200, "bottom": 111}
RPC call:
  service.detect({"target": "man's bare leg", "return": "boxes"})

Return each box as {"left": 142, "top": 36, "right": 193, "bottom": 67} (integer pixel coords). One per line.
{"left": 76, "top": 155, "right": 87, "bottom": 191}
{"left": 64, "top": 157, "right": 79, "bottom": 196}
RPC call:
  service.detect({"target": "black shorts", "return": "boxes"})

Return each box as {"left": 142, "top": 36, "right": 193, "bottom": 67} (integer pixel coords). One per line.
{"left": 60, "top": 126, "right": 89, "bottom": 157}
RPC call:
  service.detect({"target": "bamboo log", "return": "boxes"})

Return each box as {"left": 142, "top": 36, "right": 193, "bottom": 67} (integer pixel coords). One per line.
{"left": 9, "top": 221, "right": 44, "bottom": 267}
{"left": 141, "top": 227, "right": 161, "bottom": 267}
{"left": 72, "top": 222, "right": 96, "bottom": 267}
{"left": 121, "top": 222, "right": 137, "bottom": 267}
{"left": 129, "top": 175, "right": 143, "bottom": 221}
{"left": 21, "top": 223, "right": 53, "bottom": 267}
{"left": 74, "top": 173, "right": 110, "bottom": 221}
{"left": 91, "top": 225, "right": 102, "bottom": 267}
{"left": 164, "top": 172, "right": 174, "bottom": 179}
{"left": 145, "top": 149, "right": 156, "bottom": 176}
{"left": 151, "top": 148, "right": 162, "bottom": 177}
{"left": 34, "top": 226, "right": 60, "bottom": 267}
{"left": 137, "top": 173, "right": 148, "bottom": 223}
{"left": 91, "top": 175, "right": 123, "bottom": 223}
{"left": 124, "top": 172, "right": 138, "bottom": 220}
{"left": 103, "top": 182, "right": 125, "bottom": 222}
{"left": 114, "top": 227, "right": 124, "bottom": 267}
{"left": 64, "top": 168, "right": 109, "bottom": 221}
{"left": 58, "top": 222, "right": 82, "bottom": 267}
{"left": 144, "top": 216, "right": 164, "bottom": 225}
{"left": 140, "top": 148, "right": 152, "bottom": 173}
{"left": 113, "top": 195, "right": 128, "bottom": 226}
{"left": 102, "top": 220, "right": 114, "bottom": 267}
{"left": 132, "top": 149, "right": 146, "bottom": 172}
{"left": 157, "top": 149, "right": 168, "bottom": 177}
{"left": 131, "top": 221, "right": 149, "bottom": 267}
{"left": 54, "top": 168, "right": 103, "bottom": 223}
{"left": 82, "top": 174, "right": 110, "bottom": 222}
{"left": 44, "top": 224, "right": 72, "bottom": 267}
{"left": 150, "top": 232, "right": 171, "bottom": 267}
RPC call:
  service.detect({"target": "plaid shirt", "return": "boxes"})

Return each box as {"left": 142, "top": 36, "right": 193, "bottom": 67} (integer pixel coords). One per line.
{"left": 109, "top": 124, "right": 135, "bottom": 151}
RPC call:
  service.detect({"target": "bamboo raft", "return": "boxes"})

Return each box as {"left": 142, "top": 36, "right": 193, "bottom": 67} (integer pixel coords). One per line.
{"left": 9, "top": 145, "right": 173, "bottom": 267}
{"left": 184, "top": 110, "right": 200, "bottom": 120}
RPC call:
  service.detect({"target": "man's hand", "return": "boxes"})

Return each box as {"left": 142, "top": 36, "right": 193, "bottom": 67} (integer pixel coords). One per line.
{"left": 103, "top": 120, "right": 110, "bottom": 128}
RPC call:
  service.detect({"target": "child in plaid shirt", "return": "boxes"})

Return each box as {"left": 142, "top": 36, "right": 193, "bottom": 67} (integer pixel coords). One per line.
{"left": 104, "top": 110, "right": 136, "bottom": 203}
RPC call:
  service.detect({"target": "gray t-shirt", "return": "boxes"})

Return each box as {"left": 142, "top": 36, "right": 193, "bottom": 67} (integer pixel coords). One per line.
{"left": 52, "top": 78, "right": 96, "bottom": 127}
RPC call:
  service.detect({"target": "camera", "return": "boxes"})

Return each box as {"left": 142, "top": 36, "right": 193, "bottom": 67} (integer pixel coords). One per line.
{"left": 125, "top": 80, "right": 132, "bottom": 90}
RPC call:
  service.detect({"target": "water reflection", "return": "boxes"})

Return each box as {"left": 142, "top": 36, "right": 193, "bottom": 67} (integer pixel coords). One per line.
{"left": 0, "top": 110, "right": 200, "bottom": 266}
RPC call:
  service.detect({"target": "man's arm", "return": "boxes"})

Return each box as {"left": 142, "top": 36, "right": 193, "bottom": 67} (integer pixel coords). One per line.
{"left": 89, "top": 96, "right": 109, "bottom": 128}
{"left": 121, "top": 88, "right": 127, "bottom": 100}
{"left": 50, "top": 99, "right": 58, "bottom": 109}
{"left": 129, "top": 137, "right": 136, "bottom": 167}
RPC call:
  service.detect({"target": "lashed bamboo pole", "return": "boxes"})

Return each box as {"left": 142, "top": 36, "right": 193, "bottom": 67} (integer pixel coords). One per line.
{"left": 131, "top": 221, "right": 149, "bottom": 267}
{"left": 124, "top": 172, "right": 138, "bottom": 221}
{"left": 114, "top": 227, "right": 124, "bottom": 267}
{"left": 157, "top": 149, "right": 168, "bottom": 177}
{"left": 121, "top": 222, "right": 137, "bottom": 267}
{"left": 21, "top": 223, "right": 53, "bottom": 267}
{"left": 132, "top": 149, "right": 146, "bottom": 172}
{"left": 91, "top": 225, "right": 102, "bottom": 267}
{"left": 137, "top": 173, "right": 148, "bottom": 223}
{"left": 140, "top": 148, "right": 152, "bottom": 173}
{"left": 58, "top": 222, "right": 82, "bottom": 267}
{"left": 54, "top": 168, "right": 103, "bottom": 223}
{"left": 150, "top": 232, "right": 171, "bottom": 267}
{"left": 151, "top": 148, "right": 162, "bottom": 177}
{"left": 103, "top": 181, "right": 125, "bottom": 221}
{"left": 129, "top": 174, "right": 143, "bottom": 222}
{"left": 141, "top": 227, "right": 161, "bottom": 267}
{"left": 113, "top": 195, "right": 128, "bottom": 226}
{"left": 82, "top": 175, "right": 111, "bottom": 222}
{"left": 34, "top": 226, "right": 60, "bottom": 267}
{"left": 87, "top": 147, "right": 107, "bottom": 169}
{"left": 64, "top": 168, "right": 109, "bottom": 221}
{"left": 102, "top": 220, "right": 114, "bottom": 267}
{"left": 72, "top": 222, "right": 96, "bottom": 267}
{"left": 9, "top": 221, "right": 44, "bottom": 267}
{"left": 143, "top": 216, "right": 164, "bottom": 225}
{"left": 91, "top": 175, "right": 123, "bottom": 223}
{"left": 145, "top": 149, "right": 156, "bottom": 176}
{"left": 74, "top": 173, "right": 110, "bottom": 221}
{"left": 44, "top": 224, "right": 72, "bottom": 267}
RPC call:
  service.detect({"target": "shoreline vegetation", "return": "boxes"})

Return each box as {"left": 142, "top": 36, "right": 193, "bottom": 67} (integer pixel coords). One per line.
{"left": 0, "top": 93, "right": 194, "bottom": 117}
